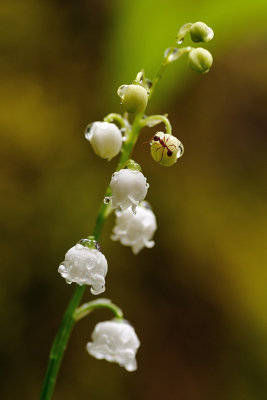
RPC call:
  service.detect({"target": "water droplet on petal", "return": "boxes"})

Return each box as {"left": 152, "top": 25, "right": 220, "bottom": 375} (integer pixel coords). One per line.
{"left": 78, "top": 238, "right": 99, "bottom": 249}
{"left": 141, "top": 201, "right": 152, "bottom": 210}
{"left": 85, "top": 123, "right": 93, "bottom": 141}
{"left": 164, "top": 47, "right": 180, "bottom": 63}
{"left": 177, "top": 142, "right": 184, "bottom": 159}
{"left": 136, "top": 71, "right": 143, "bottom": 83}
{"left": 177, "top": 38, "right": 184, "bottom": 44}
{"left": 104, "top": 196, "right": 111, "bottom": 204}
{"left": 117, "top": 85, "right": 128, "bottom": 100}
{"left": 145, "top": 78, "right": 152, "bottom": 89}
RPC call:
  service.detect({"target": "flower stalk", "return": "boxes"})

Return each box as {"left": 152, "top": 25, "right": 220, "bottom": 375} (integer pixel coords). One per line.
{"left": 74, "top": 299, "right": 124, "bottom": 322}
{"left": 40, "top": 21, "right": 214, "bottom": 400}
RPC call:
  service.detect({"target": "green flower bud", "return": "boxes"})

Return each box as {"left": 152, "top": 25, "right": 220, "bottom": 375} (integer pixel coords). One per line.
{"left": 117, "top": 84, "right": 148, "bottom": 114}
{"left": 188, "top": 48, "right": 213, "bottom": 73}
{"left": 150, "top": 132, "right": 184, "bottom": 167}
{"left": 190, "top": 22, "right": 214, "bottom": 43}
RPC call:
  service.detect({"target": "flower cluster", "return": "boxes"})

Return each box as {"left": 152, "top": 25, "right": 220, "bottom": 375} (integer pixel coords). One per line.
{"left": 55, "top": 20, "right": 214, "bottom": 375}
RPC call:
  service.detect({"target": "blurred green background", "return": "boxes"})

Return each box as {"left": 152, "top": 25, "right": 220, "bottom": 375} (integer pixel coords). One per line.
{"left": 1, "top": 0, "right": 267, "bottom": 399}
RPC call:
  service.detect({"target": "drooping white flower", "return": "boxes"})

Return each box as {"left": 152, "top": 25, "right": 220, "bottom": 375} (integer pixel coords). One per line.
{"left": 85, "top": 121, "right": 123, "bottom": 161}
{"left": 86, "top": 319, "right": 140, "bottom": 372}
{"left": 110, "top": 169, "right": 149, "bottom": 213}
{"left": 58, "top": 243, "right": 108, "bottom": 295}
{"left": 111, "top": 202, "right": 157, "bottom": 254}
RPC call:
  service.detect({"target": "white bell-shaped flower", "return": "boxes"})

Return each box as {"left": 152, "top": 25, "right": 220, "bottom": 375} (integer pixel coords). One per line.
{"left": 58, "top": 243, "right": 108, "bottom": 295}
{"left": 111, "top": 202, "right": 157, "bottom": 254}
{"left": 86, "top": 319, "right": 140, "bottom": 372}
{"left": 110, "top": 169, "right": 149, "bottom": 213}
{"left": 85, "top": 121, "right": 123, "bottom": 161}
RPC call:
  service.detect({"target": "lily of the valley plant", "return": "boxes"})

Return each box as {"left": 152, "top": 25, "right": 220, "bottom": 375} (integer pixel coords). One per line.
{"left": 40, "top": 21, "right": 214, "bottom": 400}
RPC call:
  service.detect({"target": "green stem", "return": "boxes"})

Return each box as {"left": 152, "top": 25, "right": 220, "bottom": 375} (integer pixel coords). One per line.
{"left": 149, "top": 45, "right": 192, "bottom": 100}
{"left": 74, "top": 299, "right": 123, "bottom": 322}
{"left": 140, "top": 114, "right": 172, "bottom": 134}
{"left": 148, "top": 62, "right": 167, "bottom": 100}
{"left": 93, "top": 113, "right": 143, "bottom": 240}
{"left": 40, "top": 285, "right": 85, "bottom": 400}
{"left": 103, "top": 113, "right": 127, "bottom": 128}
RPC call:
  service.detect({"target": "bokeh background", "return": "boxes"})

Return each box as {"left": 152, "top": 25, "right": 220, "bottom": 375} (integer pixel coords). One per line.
{"left": 1, "top": 0, "right": 267, "bottom": 399}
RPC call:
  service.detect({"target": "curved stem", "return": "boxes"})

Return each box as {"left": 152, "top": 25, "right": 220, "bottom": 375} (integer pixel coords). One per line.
{"left": 40, "top": 112, "right": 143, "bottom": 400}
{"left": 74, "top": 299, "right": 123, "bottom": 322}
{"left": 149, "top": 45, "right": 192, "bottom": 101}
{"left": 140, "top": 115, "right": 172, "bottom": 134}
{"left": 148, "top": 62, "right": 167, "bottom": 100}
{"left": 104, "top": 113, "right": 127, "bottom": 128}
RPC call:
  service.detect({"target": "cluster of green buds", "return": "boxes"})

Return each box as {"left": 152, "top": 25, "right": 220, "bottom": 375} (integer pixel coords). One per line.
{"left": 183, "top": 21, "right": 214, "bottom": 73}
{"left": 163, "top": 21, "right": 214, "bottom": 74}
{"left": 187, "top": 22, "right": 214, "bottom": 73}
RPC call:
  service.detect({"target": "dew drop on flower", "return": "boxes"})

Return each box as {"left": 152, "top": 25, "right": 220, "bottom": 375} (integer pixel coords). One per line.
{"left": 78, "top": 238, "right": 100, "bottom": 250}
{"left": 141, "top": 201, "right": 152, "bottom": 210}
{"left": 177, "top": 143, "right": 184, "bottom": 158}
{"left": 104, "top": 196, "right": 111, "bottom": 204}
{"left": 136, "top": 71, "right": 143, "bottom": 83}
{"left": 117, "top": 85, "right": 128, "bottom": 99}
{"left": 164, "top": 47, "right": 180, "bottom": 62}
{"left": 84, "top": 123, "right": 92, "bottom": 141}
{"left": 145, "top": 78, "right": 152, "bottom": 89}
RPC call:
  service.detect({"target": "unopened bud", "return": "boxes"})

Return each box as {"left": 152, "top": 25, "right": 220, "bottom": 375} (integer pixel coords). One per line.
{"left": 150, "top": 132, "right": 184, "bottom": 167}
{"left": 190, "top": 22, "right": 214, "bottom": 43}
{"left": 117, "top": 84, "right": 148, "bottom": 114}
{"left": 188, "top": 48, "right": 213, "bottom": 73}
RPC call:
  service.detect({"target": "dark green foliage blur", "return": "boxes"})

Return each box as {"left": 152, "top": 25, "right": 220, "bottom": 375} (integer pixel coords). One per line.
{"left": 0, "top": 0, "right": 267, "bottom": 399}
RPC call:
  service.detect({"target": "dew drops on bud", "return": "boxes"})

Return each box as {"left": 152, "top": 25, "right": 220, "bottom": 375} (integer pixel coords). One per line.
{"left": 150, "top": 132, "right": 184, "bottom": 167}
{"left": 117, "top": 84, "right": 148, "bottom": 114}
{"left": 190, "top": 22, "right": 214, "bottom": 43}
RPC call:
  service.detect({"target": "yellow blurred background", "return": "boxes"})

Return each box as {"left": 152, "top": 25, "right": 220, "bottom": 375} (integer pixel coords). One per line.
{"left": 1, "top": 0, "right": 267, "bottom": 399}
